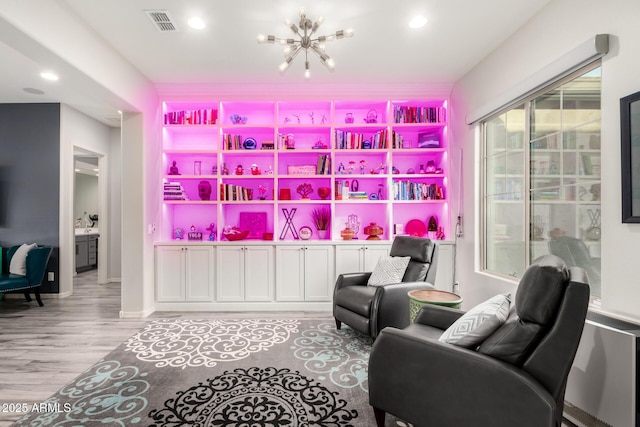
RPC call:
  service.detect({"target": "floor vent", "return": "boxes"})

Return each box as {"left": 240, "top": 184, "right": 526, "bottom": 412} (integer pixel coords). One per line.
{"left": 145, "top": 10, "right": 178, "bottom": 32}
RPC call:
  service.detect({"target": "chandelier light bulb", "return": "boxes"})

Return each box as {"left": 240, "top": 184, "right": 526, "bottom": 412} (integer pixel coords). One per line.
{"left": 279, "top": 61, "right": 290, "bottom": 72}
{"left": 305, "top": 61, "right": 311, "bottom": 79}
{"left": 257, "top": 34, "right": 266, "bottom": 43}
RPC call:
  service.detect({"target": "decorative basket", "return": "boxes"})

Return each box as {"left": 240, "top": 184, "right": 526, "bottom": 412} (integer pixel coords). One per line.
{"left": 223, "top": 230, "right": 250, "bottom": 241}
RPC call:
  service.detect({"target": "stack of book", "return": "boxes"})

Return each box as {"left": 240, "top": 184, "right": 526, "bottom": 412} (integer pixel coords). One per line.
{"left": 348, "top": 191, "right": 369, "bottom": 200}
{"left": 164, "top": 182, "right": 187, "bottom": 200}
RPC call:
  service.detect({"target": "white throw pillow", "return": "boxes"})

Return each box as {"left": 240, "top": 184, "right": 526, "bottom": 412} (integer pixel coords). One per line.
{"left": 9, "top": 243, "right": 37, "bottom": 276}
{"left": 367, "top": 255, "right": 411, "bottom": 286}
{"left": 439, "top": 293, "right": 511, "bottom": 348}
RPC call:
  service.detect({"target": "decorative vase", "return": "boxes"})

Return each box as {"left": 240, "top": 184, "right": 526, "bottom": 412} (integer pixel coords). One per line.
{"left": 364, "top": 222, "right": 384, "bottom": 240}
{"left": 318, "top": 187, "right": 331, "bottom": 200}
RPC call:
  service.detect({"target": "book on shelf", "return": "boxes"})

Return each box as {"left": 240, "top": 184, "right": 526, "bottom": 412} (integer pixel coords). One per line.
{"left": 316, "top": 154, "right": 331, "bottom": 175}
{"left": 219, "top": 183, "right": 253, "bottom": 201}
{"left": 392, "top": 180, "right": 444, "bottom": 200}
{"left": 164, "top": 108, "right": 218, "bottom": 125}
{"left": 393, "top": 106, "right": 446, "bottom": 124}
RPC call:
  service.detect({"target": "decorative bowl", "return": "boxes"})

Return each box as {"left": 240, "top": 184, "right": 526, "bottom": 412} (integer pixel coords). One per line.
{"left": 317, "top": 187, "right": 331, "bottom": 200}
{"left": 340, "top": 228, "right": 355, "bottom": 240}
{"left": 223, "top": 230, "right": 250, "bottom": 241}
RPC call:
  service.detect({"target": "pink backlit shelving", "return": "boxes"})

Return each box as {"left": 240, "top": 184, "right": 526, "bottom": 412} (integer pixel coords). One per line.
{"left": 161, "top": 99, "right": 450, "bottom": 243}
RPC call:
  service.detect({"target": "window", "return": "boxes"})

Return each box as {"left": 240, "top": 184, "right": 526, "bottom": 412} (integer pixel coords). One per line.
{"left": 482, "top": 64, "right": 601, "bottom": 297}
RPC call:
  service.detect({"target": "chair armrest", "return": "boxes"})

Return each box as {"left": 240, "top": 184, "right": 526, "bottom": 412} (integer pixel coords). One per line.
{"left": 334, "top": 272, "right": 371, "bottom": 292}
{"left": 414, "top": 304, "right": 465, "bottom": 330}
{"left": 369, "top": 327, "right": 556, "bottom": 427}
{"left": 371, "top": 281, "right": 434, "bottom": 336}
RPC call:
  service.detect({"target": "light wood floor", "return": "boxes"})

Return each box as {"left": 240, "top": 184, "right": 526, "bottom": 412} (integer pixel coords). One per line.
{"left": 0, "top": 271, "right": 602, "bottom": 427}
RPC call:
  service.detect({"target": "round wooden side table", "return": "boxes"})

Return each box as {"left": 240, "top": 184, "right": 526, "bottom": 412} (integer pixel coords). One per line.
{"left": 408, "top": 289, "right": 463, "bottom": 323}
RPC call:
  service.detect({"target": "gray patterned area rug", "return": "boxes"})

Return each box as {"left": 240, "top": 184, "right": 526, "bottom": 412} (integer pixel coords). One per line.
{"left": 14, "top": 318, "right": 412, "bottom": 426}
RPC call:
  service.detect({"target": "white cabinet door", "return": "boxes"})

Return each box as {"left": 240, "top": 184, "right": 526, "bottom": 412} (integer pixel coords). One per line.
{"left": 305, "top": 245, "right": 335, "bottom": 301}
{"left": 185, "top": 246, "right": 214, "bottom": 301}
{"left": 244, "top": 246, "right": 274, "bottom": 302}
{"left": 434, "top": 242, "right": 455, "bottom": 291}
{"left": 156, "top": 246, "right": 185, "bottom": 302}
{"left": 216, "top": 246, "right": 245, "bottom": 301}
{"left": 334, "top": 245, "right": 364, "bottom": 278}
{"left": 363, "top": 245, "right": 391, "bottom": 271}
{"left": 276, "top": 246, "right": 305, "bottom": 301}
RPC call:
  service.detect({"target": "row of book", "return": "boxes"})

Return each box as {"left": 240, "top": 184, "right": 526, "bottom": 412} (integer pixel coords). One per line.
{"left": 334, "top": 130, "right": 389, "bottom": 149}
{"left": 164, "top": 109, "right": 218, "bottom": 125}
{"left": 220, "top": 184, "right": 253, "bottom": 201}
{"left": 163, "top": 182, "right": 187, "bottom": 200}
{"left": 223, "top": 134, "right": 243, "bottom": 150}
{"left": 392, "top": 181, "right": 444, "bottom": 201}
{"left": 316, "top": 154, "right": 331, "bottom": 175}
{"left": 393, "top": 106, "right": 446, "bottom": 124}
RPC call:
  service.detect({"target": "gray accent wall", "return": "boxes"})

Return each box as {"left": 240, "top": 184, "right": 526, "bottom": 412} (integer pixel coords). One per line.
{"left": 0, "top": 103, "right": 60, "bottom": 293}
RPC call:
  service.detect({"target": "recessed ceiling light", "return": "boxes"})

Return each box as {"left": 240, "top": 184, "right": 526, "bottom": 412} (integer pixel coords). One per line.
{"left": 187, "top": 16, "right": 205, "bottom": 30}
{"left": 408, "top": 15, "right": 428, "bottom": 29}
{"left": 40, "top": 71, "right": 59, "bottom": 81}
{"left": 23, "top": 87, "right": 45, "bottom": 95}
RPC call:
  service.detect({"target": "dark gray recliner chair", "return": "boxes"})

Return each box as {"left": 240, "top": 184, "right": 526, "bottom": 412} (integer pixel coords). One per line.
{"left": 548, "top": 236, "right": 601, "bottom": 295}
{"left": 333, "top": 236, "right": 438, "bottom": 339}
{"left": 369, "top": 254, "right": 590, "bottom": 427}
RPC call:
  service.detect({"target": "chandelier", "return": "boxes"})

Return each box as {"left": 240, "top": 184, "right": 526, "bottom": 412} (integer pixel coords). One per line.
{"left": 257, "top": 8, "right": 354, "bottom": 78}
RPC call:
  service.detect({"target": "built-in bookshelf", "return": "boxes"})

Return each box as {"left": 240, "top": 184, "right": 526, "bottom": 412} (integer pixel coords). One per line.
{"left": 161, "top": 99, "right": 450, "bottom": 243}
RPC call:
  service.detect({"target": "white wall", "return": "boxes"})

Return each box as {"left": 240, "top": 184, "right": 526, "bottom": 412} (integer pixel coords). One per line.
{"left": 451, "top": 0, "right": 640, "bottom": 322}
{"left": 108, "top": 127, "right": 122, "bottom": 282}
{"left": 60, "top": 104, "right": 113, "bottom": 292}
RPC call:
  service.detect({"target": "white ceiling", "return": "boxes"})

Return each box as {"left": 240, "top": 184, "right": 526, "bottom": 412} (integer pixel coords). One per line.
{"left": 0, "top": 0, "right": 553, "bottom": 126}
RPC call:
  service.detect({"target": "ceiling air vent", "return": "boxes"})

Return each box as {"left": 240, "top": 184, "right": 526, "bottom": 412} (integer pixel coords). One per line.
{"left": 145, "top": 10, "right": 178, "bottom": 32}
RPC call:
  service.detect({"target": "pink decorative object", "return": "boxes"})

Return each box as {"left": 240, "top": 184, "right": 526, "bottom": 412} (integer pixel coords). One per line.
{"left": 297, "top": 183, "right": 313, "bottom": 199}
{"left": 239, "top": 212, "right": 267, "bottom": 239}
{"left": 223, "top": 228, "right": 250, "bottom": 241}
{"left": 317, "top": 187, "right": 331, "bottom": 200}
{"left": 406, "top": 219, "right": 427, "bottom": 237}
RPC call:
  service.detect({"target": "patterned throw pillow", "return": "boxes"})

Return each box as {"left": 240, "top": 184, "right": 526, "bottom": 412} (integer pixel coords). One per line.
{"left": 367, "top": 256, "right": 411, "bottom": 287}
{"left": 438, "top": 293, "right": 511, "bottom": 348}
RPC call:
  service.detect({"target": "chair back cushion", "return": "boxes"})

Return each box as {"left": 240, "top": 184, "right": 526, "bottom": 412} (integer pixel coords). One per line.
{"left": 389, "top": 236, "right": 435, "bottom": 282}
{"left": 477, "top": 255, "right": 570, "bottom": 365}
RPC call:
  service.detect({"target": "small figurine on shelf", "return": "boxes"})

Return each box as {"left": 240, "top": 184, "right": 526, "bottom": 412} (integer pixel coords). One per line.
{"left": 292, "top": 114, "right": 301, "bottom": 124}
{"left": 168, "top": 161, "right": 180, "bottom": 175}
{"left": 309, "top": 112, "right": 314, "bottom": 124}
{"left": 297, "top": 183, "right": 313, "bottom": 199}
{"left": 426, "top": 160, "right": 436, "bottom": 173}
{"left": 174, "top": 228, "right": 184, "bottom": 240}
{"left": 419, "top": 164, "right": 426, "bottom": 174}
{"left": 359, "top": 160, "right": 366, "bottom": 174}
{"left": 235, "top": 164, "right": 244, "bottom": 175}
{"left": 222, "top": 163, "right": 229, "bottom": 175}
{"left": 348, "top": 161, "right": 355, "bottom": 174}
{"left": 206, "top": 223, "right": 216, "bottom": 241}
{"left": 251, "top": 164, "right": 261, "bottom": 175}
{"left": 211, "top": 165, "right": 218, "bottom": 175}
{"left": 337, "top": 162, "right": 346, "bottom": 174}
{"left": 258, "top": 185, "right": 267, "bottom": 200}
{"left": 436, "top": 226, "right": 445, "bottom": 240}
{"left": 321, "top": 114, "right": 327, "bottom": 124}
{"left": 284, "top": 116, "right": 291, "bottom": 124}
{"left": 428, "top": 216, "right": 438, "bottom": 238}
{"left": 265, "top": 165, "right": 274, "bottom": 175}
{"left": 198, "top": 180, "right": 212, "bottom": 200}
{"left": 392, "top": 166, "right": 400, "bottom": 174}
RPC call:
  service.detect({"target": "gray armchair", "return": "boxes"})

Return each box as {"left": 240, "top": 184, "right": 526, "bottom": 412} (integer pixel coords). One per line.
{"left": 333, "top": 236, "right": 438, "bottom": 339}
{"left": 368, "top": 254, "right": 590, "bottom": 427}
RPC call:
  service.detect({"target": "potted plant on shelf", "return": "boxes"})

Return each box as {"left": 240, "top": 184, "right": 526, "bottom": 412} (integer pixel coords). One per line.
{"left": 311, "top": 207, "right": 331, "bottom": 239}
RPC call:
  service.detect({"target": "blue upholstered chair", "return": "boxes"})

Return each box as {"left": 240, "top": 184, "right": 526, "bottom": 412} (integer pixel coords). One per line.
{"left": 0, "top": 245, "right": 52, "bottom": 306}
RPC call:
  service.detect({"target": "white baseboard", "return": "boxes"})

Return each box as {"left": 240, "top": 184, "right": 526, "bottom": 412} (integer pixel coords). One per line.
{"left": 119, "top": 306, "right": 156, "bottom": 319}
